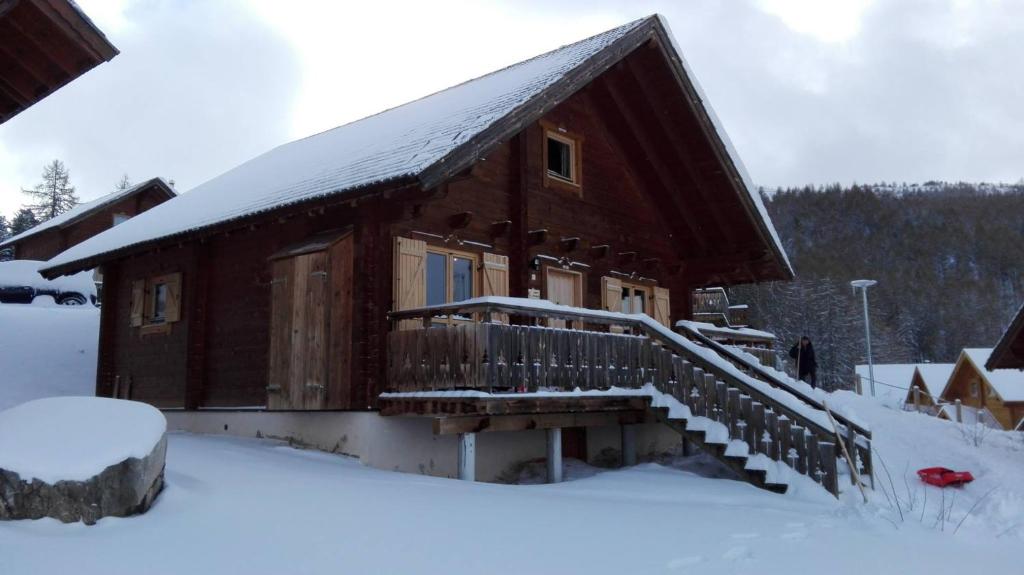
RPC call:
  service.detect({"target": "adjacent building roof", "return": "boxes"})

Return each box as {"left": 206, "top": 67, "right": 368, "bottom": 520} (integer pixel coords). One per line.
{"left": 41, "top": 15, "right": 792, "bottom": 281}
{"left": 913, "top": 363, "right": 956, "bottom": 395}
{"left": 956, "top": 348, "right": 1024, "bottom": 403}
{"left": 987, "top": 302, "right": 1024, "bottom": 370}
{"left": 0, "top": 0, "right": 119, "bottom": 123}
{"left": 0, "top": 178, "right": 176, "bottom": 249}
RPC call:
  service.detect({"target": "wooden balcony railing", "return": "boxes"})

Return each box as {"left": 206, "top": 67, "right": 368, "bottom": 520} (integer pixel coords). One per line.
{"left": 692, "top": 287, "right": 729, "bottom": 316}
{"left": 387, "top": 297, "right": 872, "bottom": 497}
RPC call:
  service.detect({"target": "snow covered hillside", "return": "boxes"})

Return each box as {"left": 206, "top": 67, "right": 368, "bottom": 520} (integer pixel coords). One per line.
{"left": 0, "top": 305, "right": 98, "bottom": 410}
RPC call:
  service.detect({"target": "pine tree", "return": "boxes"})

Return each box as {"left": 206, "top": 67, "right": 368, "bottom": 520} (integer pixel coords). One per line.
{"left": 9, "top": 208, "right": 39, "bottom": 235}
{"left": 114, "top": 173, "right": 132, "bottom": 192}
{"left": 22, "top": 159, "right": 78, "bottom": 221}
{"left": 0, "top": 215, "right": 10, "bottom": 261}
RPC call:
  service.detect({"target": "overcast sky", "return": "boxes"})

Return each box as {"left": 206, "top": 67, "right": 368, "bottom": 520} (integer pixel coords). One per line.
{"left": 1, "top": 0, "right": 1022, "bottom": 216}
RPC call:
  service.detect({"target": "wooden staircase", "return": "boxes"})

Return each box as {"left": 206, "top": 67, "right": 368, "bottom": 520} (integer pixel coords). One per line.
{"left": 386, "top": 297, "right": 873, "bottom": 497}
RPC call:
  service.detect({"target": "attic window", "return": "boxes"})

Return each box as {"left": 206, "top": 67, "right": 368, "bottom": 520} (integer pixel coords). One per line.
{"left": 542, "top": 124, "right": 582, "bottom": 192}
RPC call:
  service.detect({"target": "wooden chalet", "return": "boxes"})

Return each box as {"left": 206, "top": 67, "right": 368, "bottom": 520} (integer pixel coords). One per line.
{"left": 903, "top": 363, "right": 954, "bottom": 413}
{"left": 0, "top": 0, "right": 118, "bottom": 124}
{"left": 1, "top": 178, "right": 176, "bottom": 261}
{"left": 988, "top": 303, "right": 1024, "bottom": 370}
{"left": 938, "top": 349, "right": 1024, "bottom": 430}
{"left": 40, "top": 16, "right": 872, "bottom": 496}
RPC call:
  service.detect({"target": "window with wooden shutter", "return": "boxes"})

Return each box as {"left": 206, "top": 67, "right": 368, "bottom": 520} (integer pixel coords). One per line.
{"left": 482, "top": 252, "right": 509, "bottom": 323}
{"left": 601, "top": 276, "right": 622, "bottom": 312}
{"left": 164, "top": 273, "right": 183, "bottom": 322}
{"left": 130, "top": 280, "right": 145, "bottom": 327}
{"left": 394, "top": 237, "right": 427, "bottom": 330}
{"left": 652, "top": 286, "right": 671, "bottom": 328}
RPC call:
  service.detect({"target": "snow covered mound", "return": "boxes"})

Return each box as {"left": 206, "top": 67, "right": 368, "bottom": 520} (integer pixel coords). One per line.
{"left": 0, "top": 397, "right": 167, "bottom": 524}
{"left": 0, "top": 397, "right": 165, "bottom": 484}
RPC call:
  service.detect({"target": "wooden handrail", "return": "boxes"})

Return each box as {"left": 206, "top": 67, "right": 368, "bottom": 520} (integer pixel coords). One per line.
{"left": 388, "top": 297, "right": 871, "bottom": 443}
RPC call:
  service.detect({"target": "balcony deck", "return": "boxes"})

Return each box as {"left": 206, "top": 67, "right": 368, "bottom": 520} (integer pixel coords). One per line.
{"left": 384, "top": 297, "right": 874, "bottom": 497}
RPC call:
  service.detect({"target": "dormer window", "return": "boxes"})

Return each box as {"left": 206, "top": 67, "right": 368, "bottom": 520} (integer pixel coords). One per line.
{"left": 542, "top": 122, "right": 582, "bottom": 193}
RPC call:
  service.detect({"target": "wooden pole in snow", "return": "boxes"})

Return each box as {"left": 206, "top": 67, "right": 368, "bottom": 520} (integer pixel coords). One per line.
{"left": 823, "top": 400, "right": 868, "bottom": 503}
{"left": 955, "top": 399, "right": 963, "bottom": 423}
{"left": 913, "top": 386, "right": 921, "bottom": 412}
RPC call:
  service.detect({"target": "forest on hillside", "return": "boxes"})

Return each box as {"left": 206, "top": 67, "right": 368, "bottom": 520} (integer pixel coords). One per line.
{"left": 732, "top": 182, "right": 1024, "bottom": 392}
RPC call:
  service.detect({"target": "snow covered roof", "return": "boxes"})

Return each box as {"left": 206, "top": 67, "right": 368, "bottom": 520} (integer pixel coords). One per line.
{"left": 913, "top": 363, "right": 955, "bottom": 394}
{"left": 41, "top": 15, "right": 791, "bottom": 281}
{"left": 0, "top": 177, "right": 175, "bottom": 249}
{"left": 936, "top": 403, "right": 1002, "bottom": 429}
{"left": 854, "top": 364, "right": 917, "bottom": 393}
{"left": 956, "top": 348, "right": 1024, "bottom": 403}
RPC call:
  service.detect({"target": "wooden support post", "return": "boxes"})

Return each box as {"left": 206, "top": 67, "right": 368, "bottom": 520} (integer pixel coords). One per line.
{"left": 621, "top": 424, "right": 637, "bottom": 467}
{"left": 547, "top": 428, "right": 563, "bottom": 484}
{"left": 458, "top": 432, "right": 476, "bottom": 481}
{"left": 913, "top": 385, "right": 921, "bottom": 412}
{"left": 955, "top": 399, "right": 963, "bottom": 423}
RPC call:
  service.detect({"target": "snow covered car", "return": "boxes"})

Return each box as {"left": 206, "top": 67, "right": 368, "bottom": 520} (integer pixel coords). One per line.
{"left": 0, "top": 260, "right": 97, "bottom": 306}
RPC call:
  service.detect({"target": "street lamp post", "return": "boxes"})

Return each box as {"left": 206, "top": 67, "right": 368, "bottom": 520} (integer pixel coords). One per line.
{"left": 851, "top": 279, "right": 878, "bottom": 397}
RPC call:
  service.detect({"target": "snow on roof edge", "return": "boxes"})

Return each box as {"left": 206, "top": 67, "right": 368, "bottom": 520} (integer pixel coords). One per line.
{"left": 1, "top": 177, "right": 174, "bottom": 249}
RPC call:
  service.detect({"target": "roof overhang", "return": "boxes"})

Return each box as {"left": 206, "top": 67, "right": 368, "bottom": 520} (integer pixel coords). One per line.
{"left": 0, "top": 0, "right": 119, "bottom": 124}
{"left": 987, "top": 303, "right": 1024, "bottom": 370}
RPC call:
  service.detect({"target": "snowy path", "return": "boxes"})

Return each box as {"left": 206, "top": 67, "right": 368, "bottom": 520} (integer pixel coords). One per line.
{"left": 1, "top": 432, "right": 1018, "bottom": 575}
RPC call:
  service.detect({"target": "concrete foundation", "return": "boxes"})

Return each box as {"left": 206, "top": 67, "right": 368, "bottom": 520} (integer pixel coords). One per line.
{"left": 165, "top": 410, "right": 681, "bottom": 483}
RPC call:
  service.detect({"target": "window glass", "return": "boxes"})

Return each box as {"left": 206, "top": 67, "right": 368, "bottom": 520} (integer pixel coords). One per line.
{"left": 426, "top": 252, "right": 447, "bottom": 307}
{"left": 547, "top": 137, "right": 572, "bottom": 181}
{"left": 633, "top": 288, "right": 646, "bottom": 314}
{"left": 152, "top": 283, "right": 168, "bottom": 322}
{"left": 452, "top": 257, "right": 473, "bottom": 303}
{"left": 620, "top": 287, "right": 632, "bottom": 314}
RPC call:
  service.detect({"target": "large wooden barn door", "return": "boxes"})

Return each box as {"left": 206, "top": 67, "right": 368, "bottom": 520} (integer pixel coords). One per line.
{"left": 268, "top": 231, "right": 353, "bottom": 410}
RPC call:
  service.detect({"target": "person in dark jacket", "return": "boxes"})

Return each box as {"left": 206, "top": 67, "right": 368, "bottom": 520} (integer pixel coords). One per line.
{"left": 789, "top": 336, "right": 818, "bottom": 388}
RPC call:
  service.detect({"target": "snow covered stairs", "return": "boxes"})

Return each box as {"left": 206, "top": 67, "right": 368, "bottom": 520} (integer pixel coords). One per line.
{"left": 641, "top": 355, "right": 844, "bottom": 497}
{"left": 652, "top": 407, "right": 789, "bottom": 493}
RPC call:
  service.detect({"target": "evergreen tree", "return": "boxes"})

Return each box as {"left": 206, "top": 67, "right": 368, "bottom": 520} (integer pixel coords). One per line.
{"left": 22, "top": 159, "right": 78, "bottom": 221}
{"left": 9, "top": 208, "right": 39, "bottom": 235}
{"left": 0, "top": 214, "right": 10, "bottom": 261}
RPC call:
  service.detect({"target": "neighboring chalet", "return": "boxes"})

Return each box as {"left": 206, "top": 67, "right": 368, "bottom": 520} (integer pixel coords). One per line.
{"left": 0, "top": 0, "right": 118, "bottom": 124}
{"left": 987, "top": 303, "right": 1024, "bottom": 371}
{"left": 0, "top": 178, "right": 176, "bottom": 261}
{"left": 939, "top": 349, "right": 1024, "bottom": 430}
{"left": 40, "top": 16, "right": 873, "bottom": 496}
{"left": 903, "top": 363, "right": 955, "bottom": 413}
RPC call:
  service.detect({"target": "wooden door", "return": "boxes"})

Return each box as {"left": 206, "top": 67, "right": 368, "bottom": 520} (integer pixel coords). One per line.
{"left": 269, "top": 251, "right": 329, "bottom": 409}
{"left": 546, "top": 268, "right": 581, "bottom": 329}
{"left": 562, "top": 427, "right": 587, "bottom": 461}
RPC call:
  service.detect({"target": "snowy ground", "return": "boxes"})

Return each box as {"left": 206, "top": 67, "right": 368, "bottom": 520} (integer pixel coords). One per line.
{"left": 0, "top": 428, "right": 1019, "bottom": 575}
{"left": 2, "top": 306, "right": 1023, "bottom": 574}
{"left": 0, "top": 305, "right": 98, "bottom": 411}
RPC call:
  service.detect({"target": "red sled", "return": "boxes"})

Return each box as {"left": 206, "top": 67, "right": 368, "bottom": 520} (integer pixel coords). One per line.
{"left": 917, "top": 467, "right": 974, "bottom": 487}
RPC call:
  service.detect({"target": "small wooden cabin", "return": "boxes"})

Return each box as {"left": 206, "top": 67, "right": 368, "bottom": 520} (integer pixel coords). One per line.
{"left": 0, "top": 0, "right": 118, "bottom": 124}
{"left": 939, "top": 349, "right": 1024, "bottom": 430}
{"left": 1, "top": 178, "right": 176, "bottom": 261}
{"left": 988, "top": 303, "right": 1024, "bottom": 370}
{"left": 902, "top": 363, "right": 954, "bottom": 413}
{"left": 37, "top": 16, "right": 874, "bottom": 495}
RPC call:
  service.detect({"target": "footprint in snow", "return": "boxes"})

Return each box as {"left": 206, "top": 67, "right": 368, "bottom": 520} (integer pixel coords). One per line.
{"left": 667, "top": 556, "right": 705, "bottom": 570}
{"left": 781, "top": 531, "right": 808, "bottom": 541}
{"left": 730, "top": 532, "right": 760, "bottom": 539}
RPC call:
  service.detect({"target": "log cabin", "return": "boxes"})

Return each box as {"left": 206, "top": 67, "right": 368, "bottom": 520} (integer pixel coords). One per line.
{"left": 40, "top": 15, "right": 873, "bottom": 496}
{"left": 0, "top": 0, "right": 118, "bottom": 124}
{"left": 1, "top": 178, "right": 176, "bottom": 261}
{"left": 903, "top": 363, "right": 954, "bottom": 413}
{"left": 987, "top": 303, "right": 1024, "bottom": 370}
{"left": 938, "top": 349, "right": 1024, "bottom": 430}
